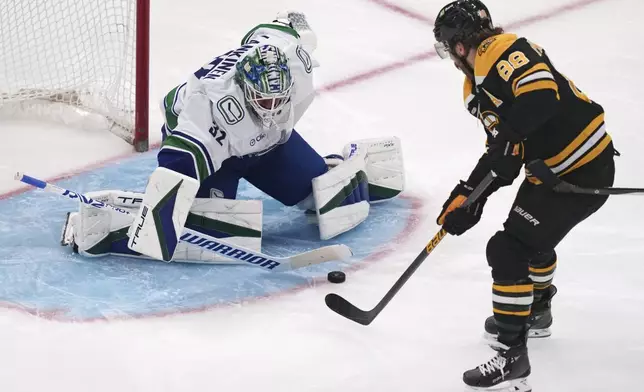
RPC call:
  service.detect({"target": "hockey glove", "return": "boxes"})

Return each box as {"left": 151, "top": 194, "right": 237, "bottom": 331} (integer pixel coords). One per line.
{"left": 437, "top": 181, "right": 486, "bottom": 236}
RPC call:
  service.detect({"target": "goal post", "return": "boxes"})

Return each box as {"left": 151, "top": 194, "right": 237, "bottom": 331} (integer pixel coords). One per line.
{"left": 135, "top": 0, "right": 150, "bottom": 152}
{"left": 0, "top": 0, "right": 150, "bottom": 152}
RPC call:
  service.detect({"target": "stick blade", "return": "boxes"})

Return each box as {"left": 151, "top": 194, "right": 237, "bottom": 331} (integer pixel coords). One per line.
{"left": 325, "top": 293, "right": 374, "bottom": 326}
{"left": 285, "top": 244, "right": 353, "bottom": 270}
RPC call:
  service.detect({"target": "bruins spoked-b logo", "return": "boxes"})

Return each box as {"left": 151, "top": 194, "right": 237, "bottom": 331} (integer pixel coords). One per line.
{"left": 480, "top": 110, "right": 500, "bottom": 137}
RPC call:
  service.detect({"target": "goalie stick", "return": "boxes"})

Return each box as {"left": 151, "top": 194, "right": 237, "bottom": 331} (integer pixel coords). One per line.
{"left": 15, "top": 172, "right": 353, "bottom": 272}
{"left": 526, "top": 159, "right": 644, "bottom": 196}
{"left": 325, "top": 171, "right": 497, "bottom": 326}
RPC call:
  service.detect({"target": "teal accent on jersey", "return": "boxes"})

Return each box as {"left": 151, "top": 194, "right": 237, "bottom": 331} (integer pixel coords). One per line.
{"left": 163, "top": 83, "right": 184, "bottom": 130}
{"left": 161, "top": 135, "right": 211, "bottom": 182}
{"left": 240, "top": 23, "right": 299, "bottom": 45}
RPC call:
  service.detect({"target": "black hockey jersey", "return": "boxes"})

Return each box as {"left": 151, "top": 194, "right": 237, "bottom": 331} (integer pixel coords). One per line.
{"left": 463, "top": 33, "right": 614, "bottom": 187}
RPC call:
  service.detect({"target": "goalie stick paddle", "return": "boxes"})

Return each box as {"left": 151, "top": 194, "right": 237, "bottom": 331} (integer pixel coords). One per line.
{"left": 526, "top": 160, "right": 644, "bottom": 196}
{"left": 325, "top": 171, "right": 497, "bottom": 326}
{"left": 15, "top": 172, "right": 353, "bottom": 272}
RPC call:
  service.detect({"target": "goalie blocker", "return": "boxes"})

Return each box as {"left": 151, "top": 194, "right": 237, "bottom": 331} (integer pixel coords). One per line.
{"left": 61, "top": 137, "right": 405, "bottom": 264}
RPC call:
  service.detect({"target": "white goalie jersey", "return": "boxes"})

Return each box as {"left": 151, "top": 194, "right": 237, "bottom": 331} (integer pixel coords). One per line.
{"left": 160, "top": 23, "right": 317, "bottom": 181}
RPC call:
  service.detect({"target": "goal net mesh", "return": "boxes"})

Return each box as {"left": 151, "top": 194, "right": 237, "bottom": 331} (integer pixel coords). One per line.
{"left": 0, "top": 0, "right": 140, "bottom": 145}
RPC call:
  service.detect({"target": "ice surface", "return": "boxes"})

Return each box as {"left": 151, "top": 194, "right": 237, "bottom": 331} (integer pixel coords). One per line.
{"left": 0, "top": 151, "right": 420, "bottom": 320}
{"left": 0, "top": 0, "right": 642, "bottom": 391}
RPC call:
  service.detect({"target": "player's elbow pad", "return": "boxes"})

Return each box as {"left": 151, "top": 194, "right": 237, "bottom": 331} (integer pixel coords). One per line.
{"left": 508, "top": 90, "right": 560, "bottom": 139}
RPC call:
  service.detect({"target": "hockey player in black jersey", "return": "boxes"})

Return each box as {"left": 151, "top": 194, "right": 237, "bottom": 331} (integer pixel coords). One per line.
{"left": 433, "top": 1, "right": 617, "bottom": 391}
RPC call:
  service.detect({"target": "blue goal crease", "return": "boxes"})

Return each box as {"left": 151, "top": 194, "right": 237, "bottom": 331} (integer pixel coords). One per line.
{"left": 0, "top": 151, "right": 416, "bottom": 321}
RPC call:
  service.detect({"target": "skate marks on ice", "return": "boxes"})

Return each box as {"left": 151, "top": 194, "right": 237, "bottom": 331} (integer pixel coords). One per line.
{"left": 0, "top": 151, "right": 422, "bottom": 321}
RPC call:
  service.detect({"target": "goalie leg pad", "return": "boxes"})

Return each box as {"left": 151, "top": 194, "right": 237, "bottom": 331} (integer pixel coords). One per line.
{"left": 173, "top": 198, "right": 263, "bottom": 263}
{"left": 342, "top": 136, "right": 405, "bottom": 203}
{"left": 312, "top": 153, "right": 370, "bottom": 240}
{"left": 62, "top": 190, "right": 143, "bottom": 257}
{"left": 64, "top": 192, "right": 263, "bottom": 264}
{"left": 127, "top": 167, "right": 200, "bottom": 262}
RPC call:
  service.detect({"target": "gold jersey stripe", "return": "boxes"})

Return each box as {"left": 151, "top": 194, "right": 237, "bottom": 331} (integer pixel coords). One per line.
{"left": 483, "top": 88, "right": 504, "bottom": 107}
{"left": 560, "top": 134, "right": 612, "bottom": 176}
{"left": 512, "top": 63, "right": 552, "bottom": 93}
{"left": 514, "top": 80, "right": 560, "bottom": 99}
{"left": 492, "top": 283, "right": 533, "bottom": 293}
{"left": 544, "top": 113, "right": 605, "bottom": 167}
{"left": 463, "top": 77, "right": 474, "bottom": 102}
{"left": 493, "top": 308, "right": 531, "bottom": 316}
{"left": 474, "top": 34, "right": 519, "bottom": 81}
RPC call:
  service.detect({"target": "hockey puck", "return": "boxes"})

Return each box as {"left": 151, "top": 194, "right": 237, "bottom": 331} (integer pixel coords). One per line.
{"left": 327, "top": 270, "right": 346, "bottom": 283}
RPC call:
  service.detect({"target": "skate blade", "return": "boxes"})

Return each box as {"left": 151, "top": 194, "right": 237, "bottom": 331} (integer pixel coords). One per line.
{"left": 467, "top": 377, "right": 531, "bottom": 392}
{"left": 527, "top": 327, "right": 551, "bottom": 338}
{"left": 484, "top": 327, "right": 552, "bottom": 343}
{"left": 60, "top": 212, "right": 75, "bottom": 246}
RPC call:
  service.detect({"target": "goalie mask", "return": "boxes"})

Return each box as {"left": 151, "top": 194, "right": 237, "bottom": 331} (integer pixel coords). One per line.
{"left": 236, "top": 45, "right": 294, "bottom": 128}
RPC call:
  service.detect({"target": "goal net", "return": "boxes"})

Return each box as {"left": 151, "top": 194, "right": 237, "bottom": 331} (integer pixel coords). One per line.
{"left": 0, "top": 0, "right": 149, "bottom": 152}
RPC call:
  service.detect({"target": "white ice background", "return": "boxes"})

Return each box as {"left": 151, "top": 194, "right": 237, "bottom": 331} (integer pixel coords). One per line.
{"left": 0, "top": 0, "right": 642, "bottom": 391}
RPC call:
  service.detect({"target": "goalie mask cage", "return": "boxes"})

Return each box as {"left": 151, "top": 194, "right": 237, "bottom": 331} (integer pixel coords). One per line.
{"left": 0, "top": 0, "right": 150, "bottom": 152}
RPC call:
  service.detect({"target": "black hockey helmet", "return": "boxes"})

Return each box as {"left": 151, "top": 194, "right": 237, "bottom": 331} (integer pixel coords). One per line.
{"left": 433, "top": 0, "right": 494, "bottom": 59}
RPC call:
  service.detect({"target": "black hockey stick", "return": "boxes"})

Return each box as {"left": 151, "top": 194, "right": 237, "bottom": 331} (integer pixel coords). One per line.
{"left": 526, "top": 159, "right": 644, "bottom": 196}
{"left": 325, "top": 171, "right": 497, "bottom": 326}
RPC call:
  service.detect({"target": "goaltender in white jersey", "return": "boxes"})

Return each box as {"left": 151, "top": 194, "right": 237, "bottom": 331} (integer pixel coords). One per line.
{"left": 61, "top": 11, "right": 407, "bottom": 267}
{"left": 160, "top": 20, "right": 316, "bottom": 176}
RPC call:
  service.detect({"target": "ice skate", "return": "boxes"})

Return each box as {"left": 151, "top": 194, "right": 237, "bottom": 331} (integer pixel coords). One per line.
{"left": 463, "top": 342, "right": 531, "bottom": 392}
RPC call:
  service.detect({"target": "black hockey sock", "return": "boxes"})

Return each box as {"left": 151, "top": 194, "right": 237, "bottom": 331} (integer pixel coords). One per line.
{"left": 492, "top": 281, "right": 533, "bottom": 345}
